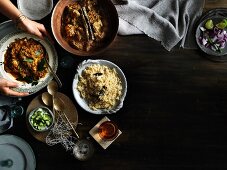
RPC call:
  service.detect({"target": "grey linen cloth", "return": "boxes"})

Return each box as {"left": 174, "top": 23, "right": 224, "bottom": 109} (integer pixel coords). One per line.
{"left": 113, "top": 0, "right": 205, "bottom": 51}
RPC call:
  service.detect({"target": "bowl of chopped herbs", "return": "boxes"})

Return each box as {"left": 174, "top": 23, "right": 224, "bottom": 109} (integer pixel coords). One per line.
{"left": 28, "top": 106, "right": 54, "bottom": 132}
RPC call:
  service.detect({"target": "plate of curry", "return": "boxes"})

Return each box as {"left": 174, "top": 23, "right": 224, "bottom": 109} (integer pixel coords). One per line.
{"left": 0, "top": 31, "right": 58, "bottom": 94}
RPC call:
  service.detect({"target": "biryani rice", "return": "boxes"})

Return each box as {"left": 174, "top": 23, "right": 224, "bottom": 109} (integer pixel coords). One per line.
{"left": 77, "top": 64, "right": 122, "bottom": 110}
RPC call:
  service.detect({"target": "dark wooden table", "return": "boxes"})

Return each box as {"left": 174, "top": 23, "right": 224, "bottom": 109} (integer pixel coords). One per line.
{"left": 2, "top": 1, "right": 227, "bottom": 170}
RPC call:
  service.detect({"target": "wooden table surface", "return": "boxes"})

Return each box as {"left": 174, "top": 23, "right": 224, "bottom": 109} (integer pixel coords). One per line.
{"left": 2, "top": 1, "right": 227, "bottom": 170}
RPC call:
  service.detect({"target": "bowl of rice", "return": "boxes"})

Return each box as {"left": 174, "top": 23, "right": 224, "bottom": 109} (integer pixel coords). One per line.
{"left": 72, "top": 59, "right": 127, "bottom": 114}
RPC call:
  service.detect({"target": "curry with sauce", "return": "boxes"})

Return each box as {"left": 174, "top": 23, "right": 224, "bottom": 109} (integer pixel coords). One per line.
{"left": 61, "top": 0, "right": 108, "bottom": 51}
{"left": 4, "top": 37, "right": 48, "bottom": 85}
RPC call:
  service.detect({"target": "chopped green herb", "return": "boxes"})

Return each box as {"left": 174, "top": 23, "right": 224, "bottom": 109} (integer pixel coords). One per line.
{"left": 23, "top": 58, "right": 34, "bottom": 63}
{"left": 35, "top": 50, "right": 42, "bottom": 56}
{"left": 16, "top": 76, "right": 38, "bottom": 86}
{"left": 37, "top": 58, "right": 46, "bottom": 71}
{"left": 17, "top": 76, "right": 33, "bottom": 84}
{"left": 31, "top": 81, "right": 38, "bottom": 86}
{"left": 29, "top": 108, "right": 53, "bottom": 131}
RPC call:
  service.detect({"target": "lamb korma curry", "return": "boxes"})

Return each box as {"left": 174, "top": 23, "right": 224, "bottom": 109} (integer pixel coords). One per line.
{"left": 61, "top": 0, "right": 108, "bottom": 51}
{"left": 4, "top": 37, "right": 48, "bottom": 85}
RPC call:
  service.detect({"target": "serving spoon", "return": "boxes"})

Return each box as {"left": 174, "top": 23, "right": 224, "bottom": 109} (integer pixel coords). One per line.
{"left": 44, "top": 80, "right": 58, "bottom": 119}
{"left": 47, "top": 80, "right": 58, "bottom": 96}
{"left": 41, "top": 92, "right": 52, "bottom": 107}
{"left": 44, "top": 54, "right": 62, "bottom": 88}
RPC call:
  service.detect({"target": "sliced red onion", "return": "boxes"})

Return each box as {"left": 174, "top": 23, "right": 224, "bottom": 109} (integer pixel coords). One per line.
{"left": 200, "top": 25, "right": 227, "bottom": 52}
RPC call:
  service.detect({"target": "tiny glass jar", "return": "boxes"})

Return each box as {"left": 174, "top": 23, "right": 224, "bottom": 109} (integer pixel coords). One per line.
{"left": 98, "top": 121, "right": 119, "bottom": 141}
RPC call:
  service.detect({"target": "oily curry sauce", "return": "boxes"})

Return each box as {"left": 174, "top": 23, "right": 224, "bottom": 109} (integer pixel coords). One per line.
{"left": 61, "top": 0, "right": 108, "bottom": 51}
{"left": 4, "top": 37, "right": 48, "bottom": 85}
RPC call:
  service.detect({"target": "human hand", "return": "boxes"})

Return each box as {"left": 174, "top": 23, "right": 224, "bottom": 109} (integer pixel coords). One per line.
{"left": 0, "top": 77, "right": 29, "bottom": 97}
{"left": 17, "top": 17, "right": 52, "bottom": 40}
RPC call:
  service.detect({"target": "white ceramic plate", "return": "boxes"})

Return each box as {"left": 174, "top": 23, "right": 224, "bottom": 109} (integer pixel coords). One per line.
{"left": 72, "top": 59, "right": 127, "bottom": 114}
{"left": 0, "top": 134, "right": 36, "bottom": 170}
{"left": 0, "top": 20, "right": 18, "bottom": 40}
{"left": 0, "top": 31, "right": 58, "bottom": 94}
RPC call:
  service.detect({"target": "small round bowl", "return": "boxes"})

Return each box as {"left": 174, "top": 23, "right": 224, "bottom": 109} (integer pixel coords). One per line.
{"left": 51, "top": 0, "right": 119, "bottom": 56}
{"left": 28, "top": 106, "right": 54, "bottom": 132}
{"left": 72, "top": 59, "right": 127, "bottom": 114}
{"left": 195, "top": 16, "right": 227, "bottom": 57}
{"left": 17, "top": 0, "right": 53, "bottom": 20}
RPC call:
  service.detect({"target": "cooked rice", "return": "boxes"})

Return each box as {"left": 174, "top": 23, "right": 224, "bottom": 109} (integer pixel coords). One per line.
{"left": 77, "top": 64, "right": 122, "bottom": 110}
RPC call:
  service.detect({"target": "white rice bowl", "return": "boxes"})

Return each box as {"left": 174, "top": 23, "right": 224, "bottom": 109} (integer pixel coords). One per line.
{"left": 72, "top": 59, "right": 127, "bottom": 114}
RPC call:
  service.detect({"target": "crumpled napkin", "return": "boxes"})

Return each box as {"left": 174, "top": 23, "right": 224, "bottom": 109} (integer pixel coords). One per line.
{"left": 0, "top": 106, "right": 13, "bottom": 134}
{"left": 0, "top": 95, "right": 19, "bottom": 133}
{"left": 113, "top": 0, "right": 205, "bottom": 51}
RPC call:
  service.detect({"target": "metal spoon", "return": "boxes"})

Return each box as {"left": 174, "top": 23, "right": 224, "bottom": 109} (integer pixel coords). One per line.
{"left": 47, "top": 80, "right": 58, "bottom": 96}
{"left": 44, "top": 80, "right": 59, "bottom": 119}
{"left": 41, "top": 92, "right": 53, "bottom": 107}
{"left": 54, "top": 97, "right": 80, "bottom": 139}
{"left": 47, "top": 80, "right": 59, "bottom": 113}
{"left": 44, "top": 55, "right": 62, "bottom": 88}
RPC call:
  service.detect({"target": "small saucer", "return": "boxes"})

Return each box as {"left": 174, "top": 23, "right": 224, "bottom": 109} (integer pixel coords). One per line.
{"left": 89, "top": 116, "right": 122, "bottom": 149}
{"left": 195, "top": 16, "right": 227, "bottom": 57}
{"left": 0, "top": 144, "right": 25, "bottom": 170}
{"left": 0, "top": 135, "right": 36, "bottom": 170}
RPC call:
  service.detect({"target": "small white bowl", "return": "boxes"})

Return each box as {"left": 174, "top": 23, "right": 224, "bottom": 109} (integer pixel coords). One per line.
{"left": 28, "top": 106, "right": 54, "bottom": 132}
{"left": 17, "top": 0, "right": 53, "bottom": 20}
{"left": 72, "top": 59, "right": 127, "bottom": 114}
